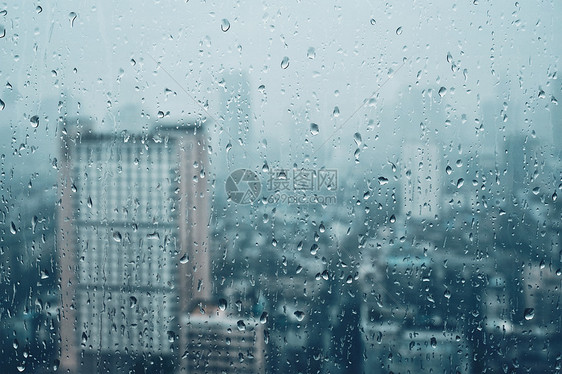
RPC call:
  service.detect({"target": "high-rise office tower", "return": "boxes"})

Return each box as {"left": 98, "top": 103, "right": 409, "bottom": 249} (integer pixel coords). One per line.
{"left": 552, "top": 78, "right": 562, "bottom": 160}
{"left": 216, "top": 70, "right": 253, "bottom": 171}
{"left": 220, "top": 70, "right": 252, "bottom": 144}
{"left": 401, "top": 141, "right": 441, "bottom": 220}
{"left": 57, "top": 119, "right": 211, "bottom": 373}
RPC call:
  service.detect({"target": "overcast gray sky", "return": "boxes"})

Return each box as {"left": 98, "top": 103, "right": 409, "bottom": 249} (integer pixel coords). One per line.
{"left": 1, "top": 0, "right": 561, "bottom": 181}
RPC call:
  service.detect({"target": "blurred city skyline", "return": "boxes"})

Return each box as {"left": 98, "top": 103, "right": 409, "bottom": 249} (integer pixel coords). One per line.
{"left": 1, "top": 1, "right": 561, "bottom": 373}
{"left": 2, "top": 1, "right": 562, "bottom": 181}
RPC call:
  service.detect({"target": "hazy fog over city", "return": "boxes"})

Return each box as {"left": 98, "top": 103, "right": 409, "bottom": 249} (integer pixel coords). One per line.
{"left": 1, "top": 1, "right": 561, "bottom": 373}
{"left": 3, "top": 1, "right": 562, "bottom": 172}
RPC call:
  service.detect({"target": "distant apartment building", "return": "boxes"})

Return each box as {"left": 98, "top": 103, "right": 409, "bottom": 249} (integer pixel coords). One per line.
{"left": 359, "top": 235, "right": 470, "bottom": 373}
{"left": 57, "top": 119, "right": 211, "bottom": 373}
{"left": 523, "top": 264, "right": 562, "bottom": 330}
{"left": 182, "top": 307, "right": 265, "bottom": 374}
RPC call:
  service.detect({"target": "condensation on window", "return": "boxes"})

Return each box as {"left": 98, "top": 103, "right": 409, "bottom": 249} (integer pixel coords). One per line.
{"left": 1, "top": 1, "right": 561, "bottom": 373}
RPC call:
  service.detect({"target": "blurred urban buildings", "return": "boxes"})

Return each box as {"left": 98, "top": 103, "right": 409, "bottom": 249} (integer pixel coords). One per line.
{"left": 56, "top": 119, "right": 212, "bottom": 373}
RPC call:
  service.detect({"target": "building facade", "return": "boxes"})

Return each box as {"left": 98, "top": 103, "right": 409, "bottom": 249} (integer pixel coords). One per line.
{"left": 183, "top": 308, "right": 265, "bottom": 374}
{"left": 57, "top": 119, "right": 211, "bottom": 373}
{"left": 401, "top": 142, "right": 441, "bottom": 220}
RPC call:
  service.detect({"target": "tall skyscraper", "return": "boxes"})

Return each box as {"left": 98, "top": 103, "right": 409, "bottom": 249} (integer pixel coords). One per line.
{"left": 57, "top": 119, "right": 211, "bottom": 373}
{"left": 216, "top": 70, "right": 254, "bottom": 171}
{"left": 551, "top": 77, "right": 562, "bottom": 160}
{"left": 401, "top": 141, "right": 441, "bottom": 220}
{"left": 220, "top": 70, "right": 252, "bottom": 146}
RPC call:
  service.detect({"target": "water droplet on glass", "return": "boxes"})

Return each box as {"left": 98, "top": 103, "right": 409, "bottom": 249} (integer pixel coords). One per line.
{"left": 0, "top": 27, "right": 5, "bottom": 39}
{"left": 129, "top": 296, "right": 137, "bottom": 308}
{"left": 438, "top": 86, "right": 447, "bottom": 97}
{"left": 31, "top": 215, "right": 38, "bottom": 233}
{"left": 260, "top": 312, "right": 268, "bottom": 324}
{"left": 180, "top": 253, "right": 189, "bottom": 264}
{"left": 69, "top": 12, "right": 77, "bottom": 27}
{"left": 430, "top": 337, "right": 437, "bottom": 348}
{"left": 36, "top": 6, "right": 42, "bottom": 14}
{"left": 167, "top": 331, "right": 176, "bottom": 343}
{"left": 30, "top": 115, "right": 39, "bottom": 128}
{"left": 146, "top": 232, "right": 160, "bottom": 240}
{"left": 378, "top": 177, "right": 388, "bottom": 185}
{"left": 281, "top": 56, "right": 290, "bottom": 69}
{"left": 221, "top": 18, "right": 230, "bottom": 32}
{"left": 532, "top": 186, "right": 540, "bottom": 195}
{"left": 444, "top": 289, "right": 451, "bottom": 299}
{"left": 310, "top": 123, "right": 319, "bottom": 135}
{"left": 310, "top": 243, "right": 319, "bottom": 255}
{"left": 10, "top": 221, "right": 16, "bottom": 234}
{"left": 237, "top": 320, "right": 246, "bottom": 331}
{"left": 294, "top": 311, "right": 305, "bottom": 321}
{"left": 456, "top": 178, "right": 464, "bottom": 188}
{"left": 332, "top": 106, "right": 340, "bottom": 117}
{"left": 446, "top": 165, "right": 452, "bottom": 175}
{"left": 218, "top": 298, "right": 227, "bottom": 311}
{"left": 0, "top": 99, "right": 4, "bottom": 111}
{"left": 524, "top": 308, "right": 535, "bottom": 320}
{"left": 112, "top": 231, "right": 122, "bottom": 242}
{"left": 307, "top": 47, "right": 316, "bottom": 59}
{"left": 87, "top": 196, "right": 93, "bottom": 208}
{"left": 370, "top": 18, "right": 376, "bottom": 25}
{"left": 396, "top": 26, "right": 403, "bottom": 35}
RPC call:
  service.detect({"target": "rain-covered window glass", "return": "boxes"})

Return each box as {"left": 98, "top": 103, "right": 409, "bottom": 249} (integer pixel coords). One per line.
{"left": 1, "top": 1, "right": 561, "bottom": 373}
